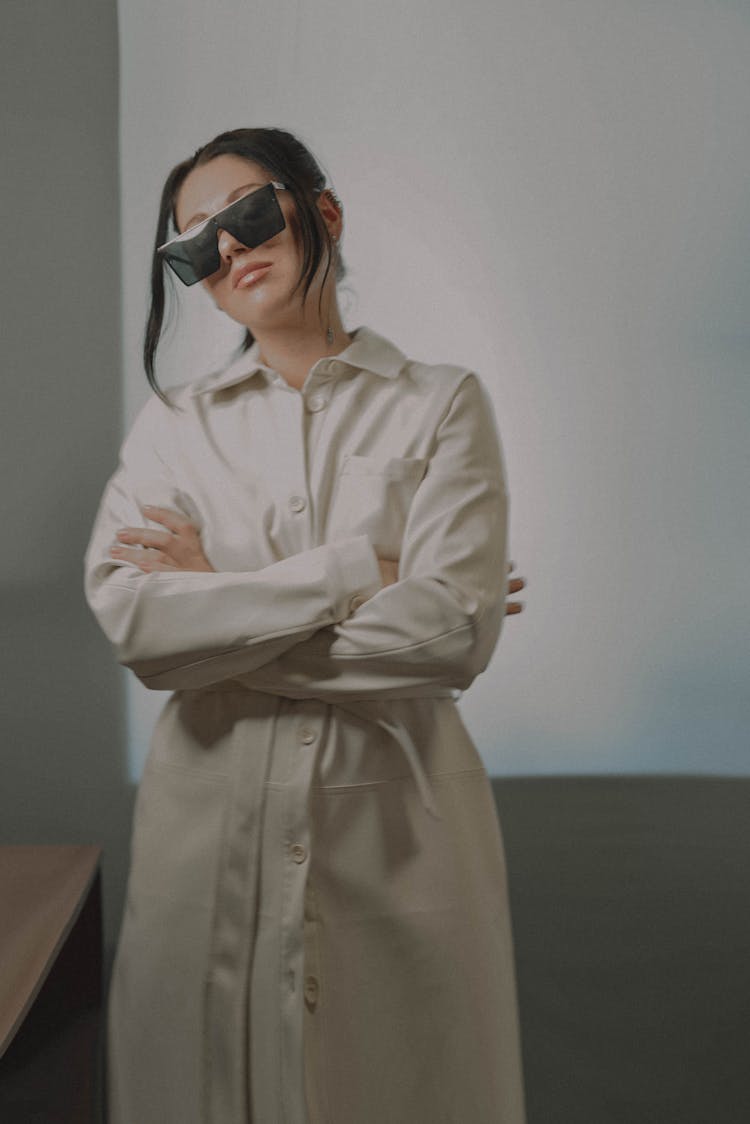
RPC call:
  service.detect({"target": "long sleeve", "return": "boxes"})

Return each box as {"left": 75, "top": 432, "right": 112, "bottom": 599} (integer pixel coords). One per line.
{"left": 84, "top": 397, "right": 383, "bottom": 681}
{"left": 135, "top": 373, "right": 509, "bottom": 697}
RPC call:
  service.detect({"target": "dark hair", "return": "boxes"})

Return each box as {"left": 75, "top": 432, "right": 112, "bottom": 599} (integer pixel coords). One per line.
{"left": 144, "top": 126, "right": 346, "bottom": 404}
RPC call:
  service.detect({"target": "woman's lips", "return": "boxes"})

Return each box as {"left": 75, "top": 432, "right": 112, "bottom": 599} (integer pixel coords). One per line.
{"left": 234, "top": 263, "right": 272, "bottom": 289}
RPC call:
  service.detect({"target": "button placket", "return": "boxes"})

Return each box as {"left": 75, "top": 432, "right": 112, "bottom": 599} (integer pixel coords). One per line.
{"left": 274, "top": 389, "right": 311, "bottom": 534}
{"left": 279, "top": 710, "right": 319, "bottom": 1115}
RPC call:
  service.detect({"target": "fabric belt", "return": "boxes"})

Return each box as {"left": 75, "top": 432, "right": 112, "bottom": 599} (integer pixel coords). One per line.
{"left": 202, "top": 680, "right": 456, "bottom": 819}
{"left": 324, "top": 696, "right": 448, "bottom": 820}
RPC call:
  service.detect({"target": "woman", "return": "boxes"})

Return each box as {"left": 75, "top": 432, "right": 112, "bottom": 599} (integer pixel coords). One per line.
{"left": 85, "top": 126, "right": 527, "bottom": 1124}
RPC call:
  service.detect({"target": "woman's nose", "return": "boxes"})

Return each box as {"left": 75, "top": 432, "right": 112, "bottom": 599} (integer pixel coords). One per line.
{"left": 216, "top": 226, "right": 249, "bottom": 262}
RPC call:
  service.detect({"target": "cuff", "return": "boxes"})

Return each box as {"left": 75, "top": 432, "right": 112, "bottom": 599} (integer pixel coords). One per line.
{"left": 326, "top": 535, "right": 383, "bottom": 620}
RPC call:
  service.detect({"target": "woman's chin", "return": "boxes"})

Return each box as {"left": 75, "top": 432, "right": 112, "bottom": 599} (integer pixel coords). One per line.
{"left": 223, "top": 294, "right": 287, "bottom": 331}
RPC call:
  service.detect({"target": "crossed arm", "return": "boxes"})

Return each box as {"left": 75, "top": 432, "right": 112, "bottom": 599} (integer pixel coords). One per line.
{"left": 109, "top": 505, "right": 526, "bottom": 612}
{"left": 86, "top": 374, "right": 522, "bottom": 694}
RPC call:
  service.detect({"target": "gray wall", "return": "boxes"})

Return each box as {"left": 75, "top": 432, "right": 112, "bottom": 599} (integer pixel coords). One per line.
{"left": 0, "top": 0, "right": 132, "bottom": 956}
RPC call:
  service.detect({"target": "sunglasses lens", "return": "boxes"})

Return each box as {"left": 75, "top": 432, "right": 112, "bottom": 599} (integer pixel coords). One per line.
{"left": 161, "top": 225, "right": 219, "bottom": 287}
{"left": 160, "top": 183, "right": 286, "bottom": 287}
{"left": 219, "top": 183, "right": 286, "bottom": 250}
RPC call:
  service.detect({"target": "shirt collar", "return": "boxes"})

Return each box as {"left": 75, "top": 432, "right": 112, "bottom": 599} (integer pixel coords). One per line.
{"left": 189, "top": 324, "right": 407, "bottom": 396}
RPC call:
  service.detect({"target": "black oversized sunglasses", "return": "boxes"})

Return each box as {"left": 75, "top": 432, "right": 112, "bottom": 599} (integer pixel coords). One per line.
{"left": 157, "top": 181, "right": 288, "bottom": 286}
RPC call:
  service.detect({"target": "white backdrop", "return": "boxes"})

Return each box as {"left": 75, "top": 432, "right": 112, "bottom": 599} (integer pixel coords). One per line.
{"left": 118, "top": 0, "right": 750, "bottom": 779}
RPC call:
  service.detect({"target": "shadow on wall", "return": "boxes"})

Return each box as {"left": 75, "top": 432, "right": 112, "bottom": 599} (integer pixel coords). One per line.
{"left": 0, "top": 0, "right": 128, "bottom": 968}
{"left": 0, "top": 585, "right": 136, "bottom": 966}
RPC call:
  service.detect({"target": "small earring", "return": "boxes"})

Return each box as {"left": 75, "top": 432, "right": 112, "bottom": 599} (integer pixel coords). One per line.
{"left": 326, "top": 327, "right": 334, "bottom": 344}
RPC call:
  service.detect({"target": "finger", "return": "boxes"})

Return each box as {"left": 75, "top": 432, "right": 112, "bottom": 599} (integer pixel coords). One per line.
{"left": 111, "top": 540, "right": 180, "bottom": 565}
{"left": 507, "top": 560, "right": 516, "bottom": 573}
{"left": 110, "top": 544, "right": 161, "bottom": 564}
{"left": 133, "top": 557, "right": 179, "bottom": 573}
{"left": 507, "top": 577, "right": 526, "bottom": 594}
{"left": 140, "top": 505, "right": 195, "bottom": 535}
{"left": 505, "top": 601, "right": 524, "bottom": 614}
{"left": 116, "top": 527, "right": 175, "bottom": 550}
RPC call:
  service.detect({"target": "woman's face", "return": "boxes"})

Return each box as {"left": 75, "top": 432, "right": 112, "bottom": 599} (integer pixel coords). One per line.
{"left": 174, "top": 153, "right": 333, "bottom": 331}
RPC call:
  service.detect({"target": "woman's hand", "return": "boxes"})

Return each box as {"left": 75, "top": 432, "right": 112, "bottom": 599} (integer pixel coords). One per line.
{"left": 109, "top": 506, "right": 215, "bottom": 573}
{"left": 505, "top": 560, "right": 526, "bottom": 615}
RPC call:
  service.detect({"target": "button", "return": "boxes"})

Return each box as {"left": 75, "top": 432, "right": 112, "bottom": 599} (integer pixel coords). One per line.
{"left": 290, "top": 843, "right": 308, "bottom": 864}
{"left": 289, "top": 495, "right": 307, "bottom": 513}
{"left": 304, "top": 975, "right": 319, "bottom": 1006}
{"left": 328, "top": 361, "right": 344, "bottom": 375}
{"left": 306, "top": 394, "right": 326, "bottom": 413}
{"left": 299, "top": 727, "right": 317, "bottom": 745}
{"left": 349, "top": 593, "right": 366, "bottom": 612}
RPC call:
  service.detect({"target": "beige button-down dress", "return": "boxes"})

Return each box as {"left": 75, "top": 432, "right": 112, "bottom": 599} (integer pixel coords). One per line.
{"left": 84, "top": 325, "right": 526, "bottom": 1124}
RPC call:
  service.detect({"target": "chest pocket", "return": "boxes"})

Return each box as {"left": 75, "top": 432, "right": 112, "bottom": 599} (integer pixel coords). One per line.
{"left": 327, "top": 455, "right": 428, "bottom": 559}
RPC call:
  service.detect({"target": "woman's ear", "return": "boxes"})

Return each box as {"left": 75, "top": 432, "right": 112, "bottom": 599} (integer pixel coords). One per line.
{"left": 317, "top": 188, "right": 344, "bottom": 241}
